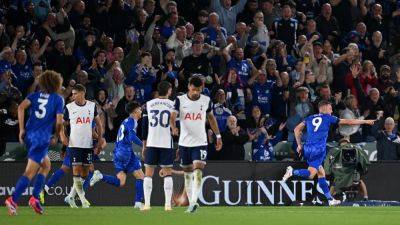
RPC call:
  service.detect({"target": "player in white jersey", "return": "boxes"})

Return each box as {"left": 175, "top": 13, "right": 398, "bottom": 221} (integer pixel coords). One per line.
{"left": 170, "top": 76, "right": 222, "bottom": 213}
{"left": 60, "top": 84, "right": 104, "bottom": 208}
{"left": 141, "top": 81, "right": 175, "bottom": 211}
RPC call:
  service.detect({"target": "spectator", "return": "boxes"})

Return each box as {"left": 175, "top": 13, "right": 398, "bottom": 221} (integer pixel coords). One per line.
{"left": 223, "top": 68, "right": 248, "bottom": 120}
{"left": 252, "top": 122, "right": 285, "bottom": 161}
{"left": 113, "top": 85, "right": 137, "bottom": 136}
{"left": 166, "top": 26, "right": 191, "bottom": 66}
{"left": 250, "top": 70, "right": 275, "bottom": 116}
{"left": 210, "top": 0, "right": 247, "bottom": 35}
{"left": 200, "top": 12, "right": 227, "bottom": 48}
{"left": 249, "top": 12, "right": 270, "bottom": 53}
{"left": 316, "top": 3, "right": 340, "bottom": 48}
{"left": 144, "top": 15, "right": 164, "bottom": 67}
{"left": 105, "top": 62, "right": 125, "bottom": 103}
{"left": 220, "top": 115, "right": 253, "bottom": 160}
{"left": 365, "top": 31, "right": 388, "bottom": 71}
{"left": 11, "top": 49, "right": 33, "bottom": 97}
{"left": 46, "top": 39, "right": 77, "bottom": 85}
{"left": 224, "top": 43, "right": 256, "bottom": 84}
{"left": 372, "top": 116, "right": 400, "bottom": 160}
{"left": 272, "top": 4, "right": 298, "bottom": 53}
{"left": 212, "top": 89, "right": 232, "bottom": 132}
{"left": 260, "top": 0, "right": 280, "bottom": 29}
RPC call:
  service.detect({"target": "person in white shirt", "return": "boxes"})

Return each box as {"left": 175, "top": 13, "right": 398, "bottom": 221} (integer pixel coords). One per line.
{"left": 61, "top": 84, "right": 104, "bottom": 208}
{"left": 170, "top": 75, "right": 222, "bottom": 213}
{"left": 141, "top": 81, "right": 175, "bottom": 211}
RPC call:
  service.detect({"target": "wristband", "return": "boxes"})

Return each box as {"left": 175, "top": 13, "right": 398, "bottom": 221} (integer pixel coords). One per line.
{"left": 216, "top": 134, "right": 221, "bottom": 139}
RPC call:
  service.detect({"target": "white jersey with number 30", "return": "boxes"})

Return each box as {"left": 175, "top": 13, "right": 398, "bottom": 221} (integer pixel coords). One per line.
{"left": 145, "top": 98, "right": 175, "bottom": 148}
{"left": 175, "top": 94, "right": 211, "bottom": 147}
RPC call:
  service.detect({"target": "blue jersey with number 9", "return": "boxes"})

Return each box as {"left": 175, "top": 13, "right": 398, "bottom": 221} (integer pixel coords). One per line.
{"left": 304, "top": 113, "right": 339, "bottom": 146}
{"left": 25, "top": 92, "right": 64, "bottom": 140}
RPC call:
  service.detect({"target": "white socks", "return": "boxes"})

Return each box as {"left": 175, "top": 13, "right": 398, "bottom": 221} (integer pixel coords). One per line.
{"left": 184, "top": 172, "right": 193, "bottom": 203}
{"left": 191, "top": 169, "right": 202, "bottom": 205}
{"left": 143, "top": 177, "right": 153, "bottom": 207}
{"left": 164, "top": 176, "right": 173, "bottom": 207}
{"left": 73, "top": 177, "right": 86, "bottom": 203}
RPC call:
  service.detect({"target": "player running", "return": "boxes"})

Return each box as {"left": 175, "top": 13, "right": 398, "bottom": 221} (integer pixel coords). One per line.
{"left": 5, "top": 70, "right": 64, "bottom": 215}
{"left": 90, "top": 101, "right": 145, "bottom": 209}
{"left": 60, "top": 84, "right": 104, "bottom": 208}
{"left": 170, "top": 75, "right": 222, "bottom": 213}
{"left": 282, "top": 100, "right": 374, "bottom": 206}
{"left": 141, "top": 81, "right": 175, "bottom": 211}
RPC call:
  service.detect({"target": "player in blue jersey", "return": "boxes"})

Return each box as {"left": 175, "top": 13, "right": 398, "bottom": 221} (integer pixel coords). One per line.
{"left": 282, "top": 100, "right": 374, "bottom": 206}
{"left": 5, "top": 70, "right": 64, "bottom": 216}
{"left": 90, "top": 101, "right": 145, "bottom": 209}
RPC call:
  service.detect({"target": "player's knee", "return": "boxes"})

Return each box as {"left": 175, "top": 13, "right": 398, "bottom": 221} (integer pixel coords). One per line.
{"left": 61, "top": 166, "right": 70, "bottom": 173}
{"left": 308, "top": 169, "right": 317, "bottom": 179}
{"left": 162, "top": 168, "right": 172, "bottom": 176}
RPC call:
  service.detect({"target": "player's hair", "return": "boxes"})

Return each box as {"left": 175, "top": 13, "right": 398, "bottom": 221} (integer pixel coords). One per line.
{"left": 73, "top": 84, "right": 87, "bottom": 93}
{"left": 157, "top": 81, "right": 171, "bottom": 96}
{"left": 318, "top": 100, "right": 331, "bottom": 108}
{"left": 189, "top": 75, "right": 203, "bottom": 88}
{"left": 125, "top": 101, "right": 141, "bottom": 114}
{"left": 38, "top": 70, "right": 63, "bottom": 94}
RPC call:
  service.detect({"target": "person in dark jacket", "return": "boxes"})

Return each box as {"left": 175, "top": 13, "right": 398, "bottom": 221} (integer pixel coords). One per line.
{"left": 372, "top": 115, "right": 400, "bottom": 160}
{"left": 220, "top": 115, "right": 255, "bottom": 160}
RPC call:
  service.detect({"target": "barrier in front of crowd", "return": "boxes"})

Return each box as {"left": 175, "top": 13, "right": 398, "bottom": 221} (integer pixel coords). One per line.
{"left": 0, "top": 141, "right": 379, "bottom": 162}
{"left": 0, "top": 161, "right": 398, "bottom": 206}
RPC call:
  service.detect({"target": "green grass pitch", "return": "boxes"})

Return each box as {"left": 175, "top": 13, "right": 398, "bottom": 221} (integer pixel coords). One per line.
{"left": 1, "top": 206, "right": 400, "bottom": 225}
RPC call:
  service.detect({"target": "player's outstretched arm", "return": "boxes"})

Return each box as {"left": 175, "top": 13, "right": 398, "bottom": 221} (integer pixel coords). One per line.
{"left": 207, "top": 112, "right": 222, "bottom": 151}
{"left": 17, "top": 99, "right": 31, "bottom": 144}
{"left": 339, "top": 119, "right": 375, "bottom": 126}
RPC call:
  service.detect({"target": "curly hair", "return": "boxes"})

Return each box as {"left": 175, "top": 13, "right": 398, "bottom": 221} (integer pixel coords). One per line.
{"left": 38, "top": 70, "right": 63, "bottom": 94}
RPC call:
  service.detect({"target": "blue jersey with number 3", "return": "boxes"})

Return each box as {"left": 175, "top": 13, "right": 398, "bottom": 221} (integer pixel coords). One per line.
{"left": 304, "top": 113, "right": 339, "bottom": 146}
{"left": 25, "top": 92, "right": 64, "bottom": 140}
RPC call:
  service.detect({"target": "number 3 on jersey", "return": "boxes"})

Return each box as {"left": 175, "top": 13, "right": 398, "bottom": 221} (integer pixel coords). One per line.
{"left": 312, "top": 117, "right": 322, "bottom": 132}
{"left": 35, "top": 97, "right": 48, "bottom": 119}
{"left": 149, "top": 110, "right": 171, "bottom": 128}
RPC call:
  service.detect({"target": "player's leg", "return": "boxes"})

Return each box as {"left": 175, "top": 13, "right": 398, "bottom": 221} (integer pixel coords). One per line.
{"left": 74, "top": 148, "right": 93, "bottom": 208}
{"left": 142, "top": 147, "right": 157, "bottom": 210}
{"left": 83, "top": 153, "right": 99, "bottom": 191}
{"left": 317, "top": 166, "right": 340, "bottom": 206}
{"left": 179, "top": 146, "right": 194, "bottom": 204}
{"left": 5, "top": 158, "right": 41, "bottom": 215}
{"left": 284, "top": 146, "right": 318, "bottom": 181}
{"left": 45, "top": 165, "right": 70, "bottom": 192}
{"left": 133, "top": 169, "right": 144, "bottom": 209}
{"left": 160, "top": 148, "right": 174, "bottom": 211}
{"left": 29, "top": 156, "right": 51, "bottom": 214}
{"left": 186, "top": 146, "right": 207, "bottom": 213}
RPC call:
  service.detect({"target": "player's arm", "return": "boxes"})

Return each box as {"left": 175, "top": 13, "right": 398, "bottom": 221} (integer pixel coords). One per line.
{"left": 339, "top": 119, "right": 375, "bottom": 125}
{"left": 128, "top": 128, "right": 143, "bottom": 147}
{"left": 170, "top": 98, "right": 180, "bottom": 136}
{"left": 94, "top": 106, "right": 104, "bottom": 149}
{"left": 294, "top": 122, "right": 305, "bottom": 154}
{"left": 207, "top": 111, "right": 222, "bottom": 151}
{"left": 17, "top": 99, "right": 31, "bottom": 144}
{"left": 141, "top": 107, "right": 149, "bottom": 159}
{"left": 60, "top": 105, "right": 69, "bottom": 146}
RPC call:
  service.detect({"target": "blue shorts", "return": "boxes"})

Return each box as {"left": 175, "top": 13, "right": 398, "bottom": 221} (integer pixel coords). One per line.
{"left": 144, "top": 147, "right": 174, "bottom": 167}
{"left": 63, "top": 147, "right": 100, "bottom": 168}
{"left": 25, "top": 135, "right": 49, "bottom": 164}
{"left": 303, "top": 144, "right": 326, "bottom": 170}
{"left": 114, "top": 149, "right": 141, "bottom": 174}
{"left": 179, "top": 145, "right": 207, "bottom": 168}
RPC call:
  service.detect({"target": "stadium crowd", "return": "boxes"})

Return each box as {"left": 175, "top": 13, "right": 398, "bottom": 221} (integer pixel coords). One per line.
{"left": 0, "top": 0, "right": 399, "bottom": 161}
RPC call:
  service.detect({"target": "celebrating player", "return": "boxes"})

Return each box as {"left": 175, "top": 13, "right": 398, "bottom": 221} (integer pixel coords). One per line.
{"left": 5, "top": 70, "right": 64, "bottom": 215}
{"left": 90, "top": 101, "right": 145, "bottom": 209}
{"left": 141, "top": 81, "right": 175, "bottom": 211}
{"left": 282, "top": 100, "right": 374, "bottom": 206}
{"left": 170, "top": 75, "right": 222, "bottom": 213}
{"left": 61, "top": 84, "right": 104, "bottom": 208}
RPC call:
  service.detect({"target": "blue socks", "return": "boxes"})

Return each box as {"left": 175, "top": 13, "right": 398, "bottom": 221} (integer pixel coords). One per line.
{"left": 46, "top": 169, "right": 66, "bottom": 188}
{"left": 135, "top": 179, "right": 144, "bottom": 202}
{"left": 12, "top": 176, "right": 30, "bottom": 202}
{"left": 32, "top": 174, "right": 46, "bottom": 199}
{"left": 293, "top": 169, "right": 311, "bottom": 179}
{"left": 83, "top": 171, "right": 94, "bottom": 191}
{"left": 102, "top": 175, "right": 121, "bottom": 187}
{"left": 318, "top": 177, "right": 333, "bottom": 200}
